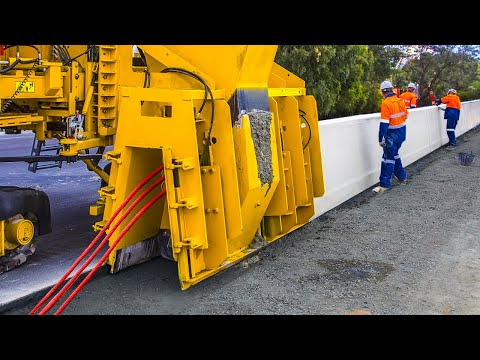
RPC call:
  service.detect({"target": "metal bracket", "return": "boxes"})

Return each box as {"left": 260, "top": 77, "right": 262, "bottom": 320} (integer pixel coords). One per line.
{"left": 98, "top": 185, "right": 116, "bottom": 199}
{"left": 177, "top": 237, "right": 202, "bottom": 249}
{"left": 165, "top": 157, "right": 195, "bottom": 170}
{"left": 105, "top": 151, "right": 122, "bottom": 164}
{"left": 169, "top": 197, "right": 198, "bottom": 209}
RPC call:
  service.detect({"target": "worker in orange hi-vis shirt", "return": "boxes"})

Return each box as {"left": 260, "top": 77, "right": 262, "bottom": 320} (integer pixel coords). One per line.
{"left": 399, "top": 82, "right": 418, "bottom": 109}
{"left": 372, "top": 80, "right": 409, "bottom": 194}
{"left": 435, "top": 89, "right": 461, "bottom": 150}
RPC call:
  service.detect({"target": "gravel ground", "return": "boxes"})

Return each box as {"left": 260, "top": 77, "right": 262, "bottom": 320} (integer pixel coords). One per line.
{"left": 3, "top": 126, "right": 480, "bottom": 316}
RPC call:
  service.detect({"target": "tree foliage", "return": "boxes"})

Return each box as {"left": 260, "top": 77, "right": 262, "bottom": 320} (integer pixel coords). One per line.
{"left": 401, "top": 45, "right": 480, "bottom": 105}
{"left": 275, "top": 45, "right": 380, "bottom": 120}
{"left": 367, "top": 45, "right": 405, "bottom": 82}
{"left": 274, "top": 45, "right": 480, "bottom": 119}
{"left": 463, "top": 63, "right": 480, "bottom": 100}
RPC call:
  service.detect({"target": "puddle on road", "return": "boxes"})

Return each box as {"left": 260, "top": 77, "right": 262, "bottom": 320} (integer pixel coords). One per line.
{"left": 317, "top": 259, "right": 393, "bottom": 282}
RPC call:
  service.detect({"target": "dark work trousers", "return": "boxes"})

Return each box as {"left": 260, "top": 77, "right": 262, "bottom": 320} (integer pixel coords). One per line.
{"left": 379, "top": 129, "right": 407, "bottom": 188}
{"left": 445, "top": 108, "right": 460, "bottom": 146}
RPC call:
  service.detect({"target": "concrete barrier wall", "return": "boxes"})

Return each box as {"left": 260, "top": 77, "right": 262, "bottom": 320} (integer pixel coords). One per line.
{"left": 313, "top": 100, "right": 480, "bottom": 219}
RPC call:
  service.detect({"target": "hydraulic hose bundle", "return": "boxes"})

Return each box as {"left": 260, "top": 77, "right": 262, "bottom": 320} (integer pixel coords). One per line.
{"left": 29, "top": 164, "right": 166, "bottom": 315}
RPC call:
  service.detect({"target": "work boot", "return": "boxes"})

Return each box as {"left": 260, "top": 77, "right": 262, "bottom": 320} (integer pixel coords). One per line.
{"left": 372, "top": 186, "right": 389, "bottom": 194}
{"left": 446, "top": 145, "right": 456, "bottom": 151}
{"left": 392, "top": 175, "right": 408, "bottom": 185}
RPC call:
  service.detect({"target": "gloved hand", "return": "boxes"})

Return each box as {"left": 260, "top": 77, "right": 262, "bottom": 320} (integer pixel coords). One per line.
{"left": 435, "top": 99, "right": 442, "bottom": 106}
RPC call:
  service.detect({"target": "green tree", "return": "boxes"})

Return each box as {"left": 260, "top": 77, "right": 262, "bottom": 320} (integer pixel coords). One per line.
{"left": 463, "top": 63, "right": 480, "bottom": 100}
{"left": 275, "top": 45, "right": 380, "bottom": 119}
{"left": 402, "top": 45, "right": 480, "bottom": 105}
{"left": 367, "top": 45, "right": 405, "bottom": 83}
{"left": 322, "top": 46, "right": 378, "bottom": 118}
{"left": 275, "top": 45, "right": 480, "bottom": 118}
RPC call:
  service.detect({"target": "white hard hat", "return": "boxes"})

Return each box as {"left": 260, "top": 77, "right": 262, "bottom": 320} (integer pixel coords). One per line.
{"left": 407, "top": 82, "right": 416, "bottom": 89}
{"left": 447, "top": 88, "right": 457, "bottom": 94}
{"left": 380, "top": 80, "right": 393, "bottom": 91}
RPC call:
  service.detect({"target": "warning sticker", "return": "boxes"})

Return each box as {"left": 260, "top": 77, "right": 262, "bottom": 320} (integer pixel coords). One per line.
{"left": 15, "top": 81, "right": 35, "bottom": 93}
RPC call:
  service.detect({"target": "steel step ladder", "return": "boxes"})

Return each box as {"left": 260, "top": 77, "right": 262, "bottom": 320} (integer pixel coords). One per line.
{"left": 28, "top": 138, "right": 63, "bottom": 173}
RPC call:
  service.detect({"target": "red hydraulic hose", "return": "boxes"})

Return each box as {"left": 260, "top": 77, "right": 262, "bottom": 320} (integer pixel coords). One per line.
{"left": 29, "top": 164, "right": 164, "bottom": 315}
{"left": 54, "top": 189, "right": 167, "bottom": 315}
{"left": 36, "top": 176, "right": 165, "bottom": 315}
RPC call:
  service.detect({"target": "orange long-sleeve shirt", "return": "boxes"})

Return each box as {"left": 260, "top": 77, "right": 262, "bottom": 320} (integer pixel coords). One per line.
{"left": 379, "top": 93, "right": 408, "bottom": 142}
{"left": 440, "top": 93, "right": 461, "bottom": 110}
{"left": 399, "top": 91, "right": 417, "bottom": 108}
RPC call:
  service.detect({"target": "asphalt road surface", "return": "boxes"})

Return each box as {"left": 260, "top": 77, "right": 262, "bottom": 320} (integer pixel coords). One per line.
{"left": 1, "top": 127, "right": 480, "bottom": 316}
{"left": 0, "top": 131, "right": 108, "bottom": 310}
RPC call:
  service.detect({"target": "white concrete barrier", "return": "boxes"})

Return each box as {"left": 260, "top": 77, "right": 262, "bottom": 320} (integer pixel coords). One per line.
{"left": 313, "top": 100, "right": 480, "bottom": 219}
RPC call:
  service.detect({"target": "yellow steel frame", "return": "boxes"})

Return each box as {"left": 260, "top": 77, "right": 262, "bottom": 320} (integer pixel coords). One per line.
{"left": 97, "top": 45, "right": 325, "bottom": 289}
{"left": 0, "top": 46, "right": 119, "bottom": 209}
{"left": 0, "top": 45, "right": 113, "bottom": 155}
{"left": 1, "top": 45, "right": 326, "bottom": 288}
{"left": 0, "top": 114, "right": 44, "bottom": 128}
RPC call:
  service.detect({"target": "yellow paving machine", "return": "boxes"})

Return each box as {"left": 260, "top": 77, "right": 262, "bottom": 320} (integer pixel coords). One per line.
{"left": 0, "top": 45, "right": 325, "bottom": 290}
